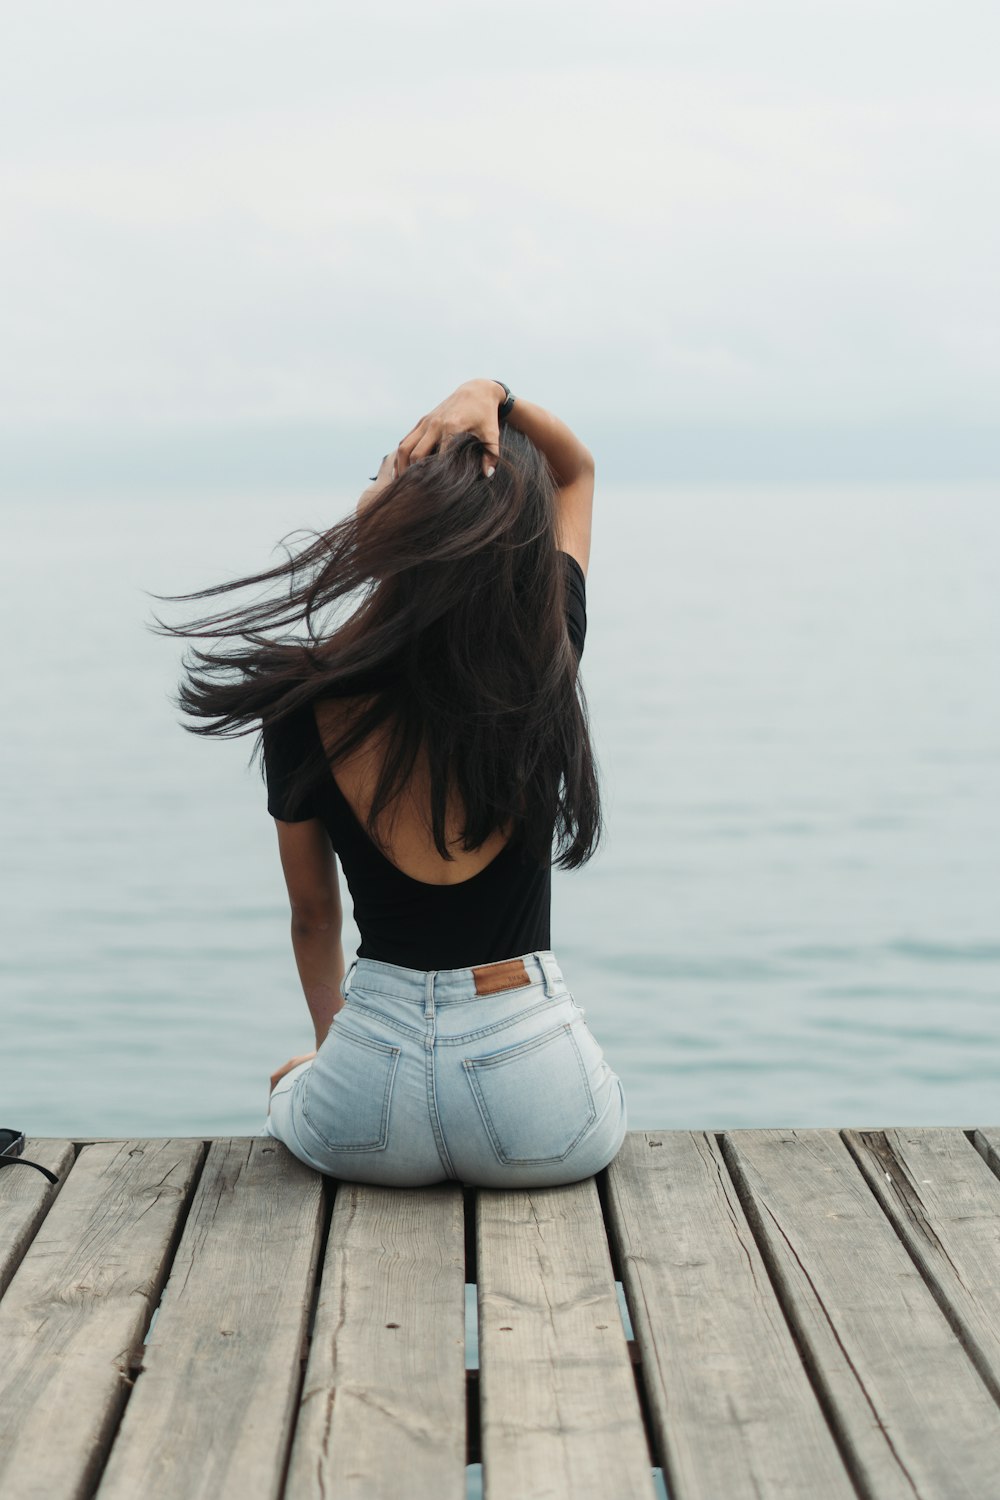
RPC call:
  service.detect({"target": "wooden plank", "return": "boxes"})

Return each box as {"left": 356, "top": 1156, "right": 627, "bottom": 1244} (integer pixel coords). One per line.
{"left": 971, "top": 1127, "right": 1000, "bottom": 1164}
{"left": 0, "top": 1138, "right": 75, "bottom": 1297}
{"left": 0, "top": 1138, "right": 203, "bottom": 1500}
{"left": 95, "top": 1137, "right": 324, "bottom": 1500}
{"left": 476, "top": 1177, "right": 655, "bottom": 1500}
{"left": 844, "top": 1127, "right": 1000, "bottom": 1405}
{"left": 66, "top": 1137, "right": 293, "bottom": 1146}
{"left": 605, "top": 1130, "right": 854, "bottom": 1500}
{"left": 285, "top": 1182, "right": 467, "bottom": 1500}
{"left": 724, "top": 1127, "right": 1000, "bottom": 1499}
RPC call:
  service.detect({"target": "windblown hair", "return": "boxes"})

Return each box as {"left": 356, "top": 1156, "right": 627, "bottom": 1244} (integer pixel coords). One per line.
{"left": 148, "top": 425, "right": 603, "bottom": 870}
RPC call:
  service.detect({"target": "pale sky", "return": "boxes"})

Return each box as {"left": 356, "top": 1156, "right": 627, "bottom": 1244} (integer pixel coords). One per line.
{"left": 2, "top": 0, "right": 998, "bottom": 487}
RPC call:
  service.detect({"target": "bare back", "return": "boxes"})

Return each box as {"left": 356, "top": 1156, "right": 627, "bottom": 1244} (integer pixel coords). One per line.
{"left": 313, "top": 697, "right": 513, "bottom": 887}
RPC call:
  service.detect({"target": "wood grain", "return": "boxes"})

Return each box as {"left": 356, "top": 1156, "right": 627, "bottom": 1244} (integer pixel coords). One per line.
{"left": 95, "top": 1138, "right": 324, "bottom": 1500}
{"left": 0, "top": 1139, "right": 202, "bottom": 1500}
{"left": 476, "top": 1177, "right": 654, "bottom": 1500}
{"left": 605, "top": 1129, "right": 854, "bottom": 1500}
{"left": 285, "top": 1181, "right": 467, "bottom": 1500}
{"left": 725, "top": 1126, "right": 1000, "bottom": 1499}
{"left": 844, "top": 1126, "right": 1000, "bottom": 1405}
{"left": 0, "top": 1137, "right": 75, "bottom": 1298}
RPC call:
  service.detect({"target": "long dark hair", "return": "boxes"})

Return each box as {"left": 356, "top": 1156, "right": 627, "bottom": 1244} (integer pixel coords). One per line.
{"left": 147, "top": 425, "right": 603, "bottom": 869}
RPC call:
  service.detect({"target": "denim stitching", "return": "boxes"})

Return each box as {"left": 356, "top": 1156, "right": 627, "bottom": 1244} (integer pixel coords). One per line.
{"left": 462, "top": 1022, "right": 598, "bottom": 1166}
{"left": 344, "top": 991, "right": 569, "bottom": 1045}
{"left": 468, "top": 1023, "right": 554, "bottom": 1067}
{"left": 344, "top": 973, "right": 555, "bottom": 1005}
{"left": 438, "top": 976, "right": 562, "bottom": 1007}
{"left": 577, "top": 1077, "right": 629, "bottom": 1175}
{"left": 341, "top": 998, "right": 426, "bottom": 1043}
{"left": 438, "top": 996, "right": 569, "bottom": 1045}
{"left": 324, "top": 1022, "right": 402, "bottom": 1056}
{"left": 422, "top": 978, "right": 458, "bottom": 1188}
{"left": 348, "top": 980, "right": 531, "bottom": 1003}
{"left": 286, "top": 1107, "right": 336, "bottom": 1175}
{"left": 303, "top": 1031, "right": 400, "bottom": 1153}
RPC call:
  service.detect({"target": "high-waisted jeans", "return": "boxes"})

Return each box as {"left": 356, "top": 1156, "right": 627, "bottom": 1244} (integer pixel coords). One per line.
{"left": 262, "top": 949, "right": 628, "bottom": 1188}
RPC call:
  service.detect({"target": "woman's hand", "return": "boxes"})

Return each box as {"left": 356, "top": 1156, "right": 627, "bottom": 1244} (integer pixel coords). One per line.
{"left": 395, "top": 379, "right": 503, "bottom": 479}
{"left": 267, "top": 1051, "right": 317, "bottom": 1109}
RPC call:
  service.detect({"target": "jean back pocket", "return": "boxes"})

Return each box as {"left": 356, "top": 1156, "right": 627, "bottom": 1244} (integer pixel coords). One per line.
{"left": 463, "top": 1021, "right": 597, "bottom": 1165}
{"left": 302, "top": 1024, "right": 400, "bottom": 1152}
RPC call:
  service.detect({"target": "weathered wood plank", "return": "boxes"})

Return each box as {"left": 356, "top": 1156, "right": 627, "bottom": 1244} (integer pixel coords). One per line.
{"left": 0, "top": 1139, "right": 203, "bottom": 1500}
{"left": 970, "top": 1127, "right": 1000, "bottom": 1163}
{"left": 95, "top": 1137, "right": 324, "bottom": 1500}
{"left": 724, "top": 1127, "right": 1000, "bottom": 1499}
{"left": 0, "top": 1138, "right": 74, "bottom": 1297}
{"left": 285, "top": 1182, "right": 466, "bottom": 1500}
{"left": 477, "top": 1178, "right": 655, "bottom": 1500}
{"left": 843, "top": 1127, "right": 1000, "bottom": 1405}
{"left": 66, "top": 1137, "right": 300, "bottom": 1146}
{"left": 605, "top": 1130, "right": 853, "bottom": 1500}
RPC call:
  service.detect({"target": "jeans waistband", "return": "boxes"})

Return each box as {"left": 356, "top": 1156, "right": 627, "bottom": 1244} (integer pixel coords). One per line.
{"left": 341, "top": 949, "right": 565, "bottom": 1006}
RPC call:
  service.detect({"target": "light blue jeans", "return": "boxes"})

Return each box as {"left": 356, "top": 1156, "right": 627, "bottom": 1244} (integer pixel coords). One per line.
{"left": 262, "top": 949, "right": 627, "bottom": 1188}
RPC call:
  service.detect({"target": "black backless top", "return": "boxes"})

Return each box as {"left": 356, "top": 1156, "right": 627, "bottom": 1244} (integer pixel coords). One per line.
{"left": 262, "top": 550, "right": 587, "bottom": 971}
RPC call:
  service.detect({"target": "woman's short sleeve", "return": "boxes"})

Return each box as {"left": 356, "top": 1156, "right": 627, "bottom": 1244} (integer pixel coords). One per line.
{"left": 262, "top": 709, "right": 319, "bottom": 822}
{"left": 561, "top": 551, "right": 587, "bottom": 660}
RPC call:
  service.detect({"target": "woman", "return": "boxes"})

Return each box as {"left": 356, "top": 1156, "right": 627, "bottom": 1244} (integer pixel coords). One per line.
{"left": 154, "top": 376, "right": 627, "bottom": 1188}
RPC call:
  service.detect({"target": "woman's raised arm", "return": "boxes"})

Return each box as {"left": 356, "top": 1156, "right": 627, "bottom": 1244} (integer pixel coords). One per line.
{"left": 393, "top": 378, "right": 595, "bottom": 574}
{"left": 502, "top": 390, "right": 594, "bottom": 576}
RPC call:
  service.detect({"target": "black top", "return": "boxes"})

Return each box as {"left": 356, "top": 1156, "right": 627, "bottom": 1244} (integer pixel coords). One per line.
{"left": 262, "top": 551, "right": 587, "bottom": 971}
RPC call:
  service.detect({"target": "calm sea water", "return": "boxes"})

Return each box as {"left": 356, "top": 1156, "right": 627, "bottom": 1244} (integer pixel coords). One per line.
{"left": 3, "top": 484, "right": 998, "bottom": 1138}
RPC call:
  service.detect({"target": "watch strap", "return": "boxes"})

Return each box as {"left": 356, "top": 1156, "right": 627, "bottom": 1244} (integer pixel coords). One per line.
{"left": 492, "top": 379, "right": 516, "bottom": 423}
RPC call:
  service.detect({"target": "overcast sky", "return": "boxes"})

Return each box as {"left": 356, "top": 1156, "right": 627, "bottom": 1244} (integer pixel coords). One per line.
{"left": 2, "top": 0, "right": 998, "bottom": 488}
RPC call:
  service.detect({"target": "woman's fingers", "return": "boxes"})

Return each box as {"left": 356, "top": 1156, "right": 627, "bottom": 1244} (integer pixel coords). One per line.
{"left": 396, "top": 409, "right": 443, "bottom": 473}
{"left": 480, "top": 421, "right": 500, "bottom": 477}
{"left": 396, "top": 420, "right": 446, "bottom": 474}
{"left": 395, "top": 399, "right": 501, "bottom": 479}
{"left": 409, "top": 422, "right": 445, "bottom": 464}
{"left": 269, "top": 1051, "right": 317, "bottom": 1094}
{"left": 394, "top": 419, "right": 423, "bottom": 476}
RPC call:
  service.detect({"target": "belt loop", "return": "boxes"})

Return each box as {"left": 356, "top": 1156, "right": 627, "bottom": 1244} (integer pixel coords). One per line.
{"left": 340, "top": 958, "right": 358, "bottom": 999}
{"left": 425, "top": 969, "right": 437, "bottom": 1018}
{"left": 535, "top": 950, "right": 557, "bottom": 999}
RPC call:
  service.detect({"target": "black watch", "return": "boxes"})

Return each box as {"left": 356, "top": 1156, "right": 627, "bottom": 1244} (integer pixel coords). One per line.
{"left": 492, "top": 379, "right": 516, "bottom": 423}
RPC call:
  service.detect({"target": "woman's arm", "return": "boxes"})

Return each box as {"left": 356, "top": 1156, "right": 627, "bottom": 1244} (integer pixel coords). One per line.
{"left": 274, "top": 819, "right": 346, "bottom": 1046}
{"left": 502, "top": 390, "right": 595, "bottom": 575}
{"left": 394, "top": 378, "right": 593, "bottom": 485}
{"left": 394, "top": 378, "right": 595, "bottom": 573}
{"left": 289, "top": 920, "right": 345, "bottom": 1048}
{"left": 501, "top": 390, "right": 594, "bottom": 489}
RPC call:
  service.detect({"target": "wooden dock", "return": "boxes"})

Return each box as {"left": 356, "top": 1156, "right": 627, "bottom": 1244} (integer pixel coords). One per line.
{"left": 3, "top": 1126, "right": 1000, "bottom": 1499}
